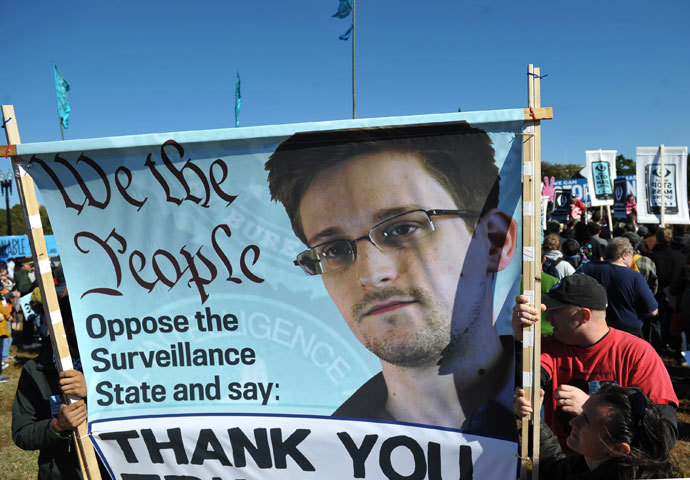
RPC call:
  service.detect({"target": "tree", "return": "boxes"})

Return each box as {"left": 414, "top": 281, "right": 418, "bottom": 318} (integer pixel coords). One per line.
{"left": 0, "top": 205, "right": 53, "bottom": 235}
{"left": 542, "top": 162, "right": 583, "bottom": 180}
{"left": 616, "top": 154, "right": 635, "bottom": 175}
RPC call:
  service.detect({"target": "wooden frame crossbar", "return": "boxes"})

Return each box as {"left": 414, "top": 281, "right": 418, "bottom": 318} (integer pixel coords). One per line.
{"left": 1, "top": 105, "right": 101, "bottom": 480}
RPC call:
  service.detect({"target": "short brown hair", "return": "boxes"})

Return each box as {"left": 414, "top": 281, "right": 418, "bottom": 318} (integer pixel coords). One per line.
{"left": 265, "top": 122, "right": 500, "bottom": 244}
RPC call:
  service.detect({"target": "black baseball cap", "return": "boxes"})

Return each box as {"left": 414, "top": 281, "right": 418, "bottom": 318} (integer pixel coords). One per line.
{"left": 543, "top": 274, "right": 608, "bottom": 310}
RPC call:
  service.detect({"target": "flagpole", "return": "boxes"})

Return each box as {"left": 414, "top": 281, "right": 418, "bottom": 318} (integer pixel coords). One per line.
{"left": 59, "top": 119, "right": 64, "bottom": 141}
{"left": 352, "top": 0, "right": 356, "bottom": 119}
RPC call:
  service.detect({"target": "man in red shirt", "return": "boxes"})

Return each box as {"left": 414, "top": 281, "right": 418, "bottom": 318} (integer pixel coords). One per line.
{"left": 513, "top": 274, "right": 678, "bottom": 451}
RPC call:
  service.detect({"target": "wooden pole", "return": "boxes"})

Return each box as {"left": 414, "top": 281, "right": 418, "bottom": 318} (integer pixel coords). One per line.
{"left": 351, "top": 0, "right": 356, "bottom": 119}
{"left": 606, "top": 205, "right": 613, "bottom": 238}
{"left": 659, "top": 144, "right": 666, "bottom": 228}
{"left": 1, "top": 105, "right": 101, "bottom": 480}
{"left": 520, "top": 65, "right": 543, "bottom": 480}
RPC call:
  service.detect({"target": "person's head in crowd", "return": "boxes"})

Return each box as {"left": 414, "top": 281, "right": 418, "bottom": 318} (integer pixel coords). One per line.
{"left": 591, "top": 210, "right": 602, "bottom": 224}
{"left": 589, "top": 222, "right": 602, "bottom": 237}
{"left": 655, "top": 227, "right": 673, "bottom": 247}
{"left": 622, "top": 232, "right": 642, "bottom": 252}
{"left": 636, "top": 225, "right": 650, "bottom": 238}
{"left": 624, "top": 221, "right": 636, "bottom": 233}
{"left": 562, "top": 238, "right": 580, "bottom": 258}
{"left": 574, "top": 221, "right": 590, "bottom": 244}
{"left": 19, "top": 257, "right": 34, "bottom": 271}
{"left": 567, "top": 383, "right": 677, "bottom": 478}
{"left": 612, "top": 222, "right": 627, "bottom": 238}
{"left": 561, "top": 220, "right": 576, "bottom": 239}
{"left": 605, "top": 237, "right": 634, "bottom": 266}
{"left": 543, "top": 234, "right": 561, "bottom": 252}
{"left": 546, "top": 219, "right": 561, "bottom": 236}
{"left": 542, "top": 274, "right": 608, "bottom": 345}
{"left": 671, "top": 225, "right": 687, "bottom": 246}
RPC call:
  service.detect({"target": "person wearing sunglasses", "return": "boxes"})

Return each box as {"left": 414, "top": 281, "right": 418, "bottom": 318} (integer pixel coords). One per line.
{"left": 266, "top": 121, "right": 518, "bottom": 439}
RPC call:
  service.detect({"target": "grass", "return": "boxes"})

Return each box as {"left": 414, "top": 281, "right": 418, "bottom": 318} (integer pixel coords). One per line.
{"left": 0, "top": 336, "right": 39, "bottom": 480}
{"left": 666, "top": 355, "right": 690, "bottom": 476}
{"left": 1, "top": 331, "right": 689, "bottom": 479}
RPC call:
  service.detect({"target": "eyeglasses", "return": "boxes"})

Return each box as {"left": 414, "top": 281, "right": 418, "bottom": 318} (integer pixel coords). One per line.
{"left": 294, "top": 209, "right": 480, "bottom": 276}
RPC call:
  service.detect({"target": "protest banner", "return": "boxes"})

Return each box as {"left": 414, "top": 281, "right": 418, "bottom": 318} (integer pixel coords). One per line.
{"left": 636, "top": 146, "right": 690, "bottom": 225}
{"left": 0, "top": 234, "right": 59, "bottom": 260}
{"left": 550, "top": 188, "right": 571, "bottom": 222}
{"left": 584, "top": 150, "right": 616, "bottom": 207}
{"left": 9, "top": 109, "right": 531, "bottom": 479}
{"left": 19, "top": 291, "right": 36, "bottom": 321}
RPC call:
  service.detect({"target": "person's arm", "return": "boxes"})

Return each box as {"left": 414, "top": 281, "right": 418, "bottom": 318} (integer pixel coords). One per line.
{"left": 539, "top": 418, "right": 570, "bottom": 480}
{"left": 11, "top": 368, "right": 69, "bottom": 450}
{"left": 636, "top": 274, "right": 659, "bottom": 317}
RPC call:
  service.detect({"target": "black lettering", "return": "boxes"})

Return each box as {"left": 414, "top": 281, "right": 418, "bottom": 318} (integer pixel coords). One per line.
{"left": 91, "top": 348, "right": 110, "bottom": 373}
{"left": 379, "top": 435, "right": 426, "bottom": 480}
{"left": 428, "top": 442, "right": 441, "bottom": 480}
{"left": 270, "top": 428, "right": 314, "bottom": 471}
{"left": 459, "top": 445, "right": 473, "bottom": 480}
{"left": 337, "top": 432, "right": 378, "bottom": 478}
{"left": 141, "top": 428, "right": 189, "bottom": 465}
{"left": 96, "top": 381, "right": 113, "bottom": 406}
{"left": 190, "top": 429, "right": 231, "bottom": 466}
{"left": 228, "top": 427, "right": 272, "bottom": 468}
{"left": 99, "top": 430, "right": 140, "bottom": 463}
{"left": 86, "top": 313, "right": 106, "bottom": 339}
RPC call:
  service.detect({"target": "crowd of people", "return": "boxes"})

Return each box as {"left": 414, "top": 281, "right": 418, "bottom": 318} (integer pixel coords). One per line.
{"left": 513, "top": 197, "right": 686, "bottom": 478}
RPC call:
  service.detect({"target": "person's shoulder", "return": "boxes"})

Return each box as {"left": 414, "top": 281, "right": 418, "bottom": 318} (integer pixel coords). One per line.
{"left": 609, "top": 328, "right": 656, "bottom": 354}
{"left": 541, "top": 334, "right": 567, "bottom": 354}
{"left": 331, "top": 372, "right": 389, "bottom": 420}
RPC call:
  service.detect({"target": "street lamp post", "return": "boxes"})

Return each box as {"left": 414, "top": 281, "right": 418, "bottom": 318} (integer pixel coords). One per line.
{"left": 0, "top": 170, "right": 12, "bottom": 236}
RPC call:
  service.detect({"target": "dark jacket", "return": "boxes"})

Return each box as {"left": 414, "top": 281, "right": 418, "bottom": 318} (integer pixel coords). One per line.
{"left": 11, "top": 346, "right": 82, "bottom": 480}
{"left": 540, "top": 421, "right": 622, "bottom": 480}
{"left": 650, "top": 244, "right": 686, "bottom": 307}
{"left": 13, "top": 267, "right": 36, "bottom": 296}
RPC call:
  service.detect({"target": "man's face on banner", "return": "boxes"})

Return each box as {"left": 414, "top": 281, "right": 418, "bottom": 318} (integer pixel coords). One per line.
{"left": 299, "top": 152, "right": 476, "bottom": 368}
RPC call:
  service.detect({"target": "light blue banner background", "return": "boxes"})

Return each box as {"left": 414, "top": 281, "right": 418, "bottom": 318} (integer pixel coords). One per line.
{"left": 17, "top": 110, "right": 524, "bottom": 422}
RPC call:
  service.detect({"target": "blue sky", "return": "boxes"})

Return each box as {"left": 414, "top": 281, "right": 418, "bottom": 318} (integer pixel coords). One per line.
{"left": 1, "top": 0, "right": 689, "bottom": 205}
